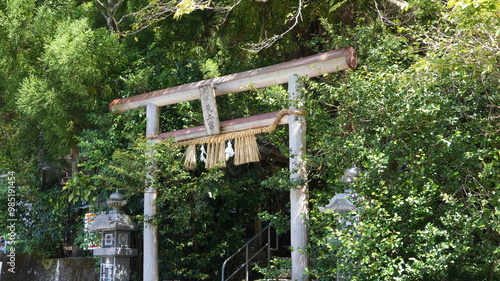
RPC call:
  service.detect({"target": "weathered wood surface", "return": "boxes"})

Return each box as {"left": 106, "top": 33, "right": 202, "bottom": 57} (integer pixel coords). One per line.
{"left": 198, "top": 84, "right": 221, "bottom": 135}
{"left": 109, "top": 47, "right": 357, "bottom": 113}
{"left": 158, "top": 111, "right": 288, "bottom": 142}
{"left": 288, "top": 75, "right": 309, "bottom": 281}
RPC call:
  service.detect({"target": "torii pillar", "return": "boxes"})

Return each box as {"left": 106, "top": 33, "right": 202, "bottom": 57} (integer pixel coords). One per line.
{"left": 145, "top": 103, "right": 159, "bottom": 281}
{"left": 288, "top": 75, "right": 308, "bottom": 281}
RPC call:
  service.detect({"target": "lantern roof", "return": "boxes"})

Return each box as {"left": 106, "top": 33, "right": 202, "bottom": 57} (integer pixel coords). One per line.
{"left": 88, "top": 190, "right": 139, "bottom": 231}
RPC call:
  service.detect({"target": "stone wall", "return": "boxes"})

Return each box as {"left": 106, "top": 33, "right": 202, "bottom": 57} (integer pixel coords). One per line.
{"left": 0, "top": 253, "right": 99, "bottom": 281}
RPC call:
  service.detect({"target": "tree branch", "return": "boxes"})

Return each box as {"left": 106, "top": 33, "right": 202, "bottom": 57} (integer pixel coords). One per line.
{"left": 240, "top": 0, "right": 304, "bottom": 53}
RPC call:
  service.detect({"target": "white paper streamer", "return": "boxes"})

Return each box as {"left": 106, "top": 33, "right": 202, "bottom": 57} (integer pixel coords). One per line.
{"left": 225, "top": 140, "right": 235, "bottom": 160}
{"left": 200, "top": 144, "right": 207, "bottom": 163}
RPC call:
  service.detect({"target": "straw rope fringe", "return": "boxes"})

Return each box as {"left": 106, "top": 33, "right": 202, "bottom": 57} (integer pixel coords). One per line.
{"left": 183, "top": 144, "right": 197, "bottom": 170}
{"left": 202, "top": 141, "right": 227, "bottom": 169}
{"left": 234, "top": 135, "right": 260, "bottom": 165}
{"left": 181, "top": 109, "right": 306, "bottom": 169}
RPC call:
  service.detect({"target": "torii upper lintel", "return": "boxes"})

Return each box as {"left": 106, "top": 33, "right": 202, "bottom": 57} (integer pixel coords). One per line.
{"left": 109, "top": 47, "right": 357, "bottom": 114}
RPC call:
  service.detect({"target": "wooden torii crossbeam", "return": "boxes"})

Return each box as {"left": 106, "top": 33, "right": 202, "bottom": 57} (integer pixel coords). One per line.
{"left": 159, "top": 110, "right": 289, "bottom": 142}
{"left": 110, "top": 48, "right": 357, "bottom": 113}
{"left": 109, "top": 47, "right": 357, "bottom": 281}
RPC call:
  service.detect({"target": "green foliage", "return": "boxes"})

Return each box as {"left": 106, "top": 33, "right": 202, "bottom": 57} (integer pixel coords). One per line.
{"left": 0, "top": 0, "right": 124, "bottom": 157}
{"left": 258, "top": 210, "right": 290, "bottom": 235}
{"left": 254, "top": 257, "right": 291, "bottom": 280}
{"left": 0, "top": 0, "right": 127, "bottom": 256}
{"left": 156, "top": 168, "right": 262, "bottom": 280}
{"left": 15, "top": 19, "right": 123, "bottom": 156}
{"left": 1, "top": 0, "right": 499, "bottom": 280}
{"left": 306, "top": 0, "right": 500, "bottom": 280}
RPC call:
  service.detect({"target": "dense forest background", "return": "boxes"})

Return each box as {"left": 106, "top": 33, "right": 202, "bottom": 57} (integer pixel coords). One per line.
{"left": 0, "top": 0, "right": 499, "bottom": 280}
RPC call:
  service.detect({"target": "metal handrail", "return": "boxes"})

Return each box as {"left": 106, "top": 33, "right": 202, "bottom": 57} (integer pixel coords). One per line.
{"left": 221, "top": 225, "right": 279, "bottom": 281}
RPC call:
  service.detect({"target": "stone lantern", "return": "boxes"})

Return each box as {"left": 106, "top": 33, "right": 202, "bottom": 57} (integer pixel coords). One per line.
{"left": 319, "top": 164, "right": 361, "bottom": 281}
{"left": 88, "top": 190, "right": 139, "bottom": 281}
{"left": 319, "top": 163, "right": 361, "bottom": 214}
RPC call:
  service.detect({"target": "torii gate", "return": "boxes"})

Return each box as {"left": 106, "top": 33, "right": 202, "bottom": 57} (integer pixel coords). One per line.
{"left": 109, "top": 47, "right": 357, "bottom": 281}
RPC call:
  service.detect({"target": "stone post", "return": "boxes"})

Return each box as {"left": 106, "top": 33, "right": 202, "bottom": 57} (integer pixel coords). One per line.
{"left": 89, "top": 190, "right": 139, "bottom": 281}
{"left": 319, "top": 164, "right": 361, "bottom": 281}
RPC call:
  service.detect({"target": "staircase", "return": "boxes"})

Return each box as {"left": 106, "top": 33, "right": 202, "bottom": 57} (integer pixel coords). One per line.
{"left": 221, "top": 225, "right": 289, "bottom": 281}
